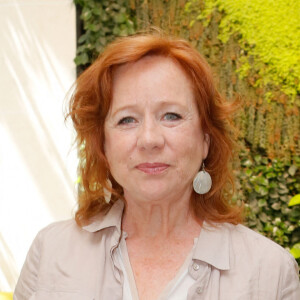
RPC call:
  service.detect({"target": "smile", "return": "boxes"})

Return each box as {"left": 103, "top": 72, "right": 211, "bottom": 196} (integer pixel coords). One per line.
{"left": 136, "top": 163, "right": 170, "bottom": 174}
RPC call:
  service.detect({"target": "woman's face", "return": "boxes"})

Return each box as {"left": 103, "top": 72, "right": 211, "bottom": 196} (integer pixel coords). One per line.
{"left": 104, "top": 56, "right": 209, "bottom": 203}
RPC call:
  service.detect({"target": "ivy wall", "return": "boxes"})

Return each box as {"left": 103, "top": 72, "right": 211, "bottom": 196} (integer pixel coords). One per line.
{"left": 73, "top": 0, "right": 300, "bottom": 264}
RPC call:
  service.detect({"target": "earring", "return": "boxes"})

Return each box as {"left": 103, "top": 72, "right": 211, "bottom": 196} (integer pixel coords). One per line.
{"left": 193, "top": 163, "right": 212, "bottom": 194}
{"left": 103, "top": 179, "right": 112, "bottom": 203}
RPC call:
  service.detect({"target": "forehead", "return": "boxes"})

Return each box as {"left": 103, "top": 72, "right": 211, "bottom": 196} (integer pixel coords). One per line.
{"left": 111, "top": 55, "right": 195, "bottom": 108}
{"left": 113, "top": 55, "right": 191, "bottom": 84}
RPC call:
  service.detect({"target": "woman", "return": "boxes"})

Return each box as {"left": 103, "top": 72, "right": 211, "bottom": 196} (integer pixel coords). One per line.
{"left": 14, "top": 32, "right": 299, "bottom": 300}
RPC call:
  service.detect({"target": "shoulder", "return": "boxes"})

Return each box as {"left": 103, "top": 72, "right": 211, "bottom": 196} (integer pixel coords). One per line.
{"left": 23, "top": 219, "right": 96, "bottom": 266}
{"left": 225, "top": 223, "right": 296, "bottom": 266}
{"left": 37, "top": 219, "right": 83, "bottom": 240}
{"left": 225, "top": 223, "right": 299, "bottom": 297}
{"left": 34, "top": 218, "right": 109, "bottom": 256}
{"left": 14, "top": 220, "right": 80, "bottom": 299}
{"left": 202, "top": 221, "right": 297, "bottom": 270}
{"left": 38, "top": 218, "right": 77, "bottom": 233}
{"left": 15, "top": 218, "right": 115, "bottom": 299}
{"left": 32, "top": 220, "right": 79, "bottom": 250}
{"left": 229, "top": 224, "right": 295, "bottom": 261}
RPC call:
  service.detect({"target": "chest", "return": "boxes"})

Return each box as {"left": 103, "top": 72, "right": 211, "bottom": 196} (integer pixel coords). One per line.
{"left": 132, "top": 258, "right": 184, "bottom": 300}
{"left": 125, "top": 240, "right": 194, "bottom": 300}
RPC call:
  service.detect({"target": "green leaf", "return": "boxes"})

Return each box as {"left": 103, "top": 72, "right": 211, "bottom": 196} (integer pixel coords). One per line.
{"left": 264, "top": 223, "right": 273, "bottom": 232}
{"left": 111, "top": 3, "right": 121, "bottom": 10}
{"left": 288, "top": 165, "right": 298, "bottom": 176}
{"left": 82, "top": 9, "right": 92, "bottom": 21}
{"left": 288, "top": 194, "right": 300, "bottom": 207}
{"left": 269, "top": 182, "right": 277, "bottom": 189}
{"left": 78, "top": 34, "right": 87, "bottom": 44}
{"left": 254, "top": 155, "right": 261, "bottom": 163}
{"left": 245, "top": 169, "right": 252, "bottom": 176}
{"left": 266, "top": 172, "right": 276, "bottom": 179}
{"left": 114, "top": 13, "right": 126, "bottom": 24}
{"left": 99, "top": 37, "right": 107, "bottom": 46}
{"left": 290, "top": 243, "right": 300, "bottom": 259}
{"left": 242, "top": 159, "right": 252, "bottom": 167}
{"left": 101, "top": 12, "right": 109, "bottom": 22}
{"left": 119, "top": 27, "right": 129, "bottom": 36}
{"left": 74, "top": 53, "right": 89, "bottom": 66}
{"left": 258, "top": 199, "right": 267, "bottom": 207}
{"left": 113, "top": 26, "right": 120, "bottom": 35}
{"left": 260, "top": 186, "right": 268, "bottom": 196}
{"left": 189, "top": 20, "right": 196, "bottom": 28}
{"left": 254, "top": 184, "right": 260, "bottom": 193}
{"left": 87, "top": 23, "right": 101, "bottom": 32}
{"left": 256, "top": 176, "right": 269, "bottom": 186}
{"left": 92, "top": 7, "right": 103, "bottom": 16}
{"left": 271, "top": 202, "right": 281, "bottom": 210}
{"left": 270, "top": 192, "right": 279, "bottom": 199}
{"left": 278, "top": 187, "right": 289, "bottom": 195}
{"left": 279, "top": 195, "right": 288, "bottom": 202}
{"left": 278, "top": 183, "right": 286, "bottom": 189}
{"left": 275, "top": 228, "right": 284, "bottom": 237}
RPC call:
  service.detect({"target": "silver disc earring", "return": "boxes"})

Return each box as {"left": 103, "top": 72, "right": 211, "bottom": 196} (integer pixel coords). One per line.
{"left": 193, "top": 163, "right": 212, "bottom": 194}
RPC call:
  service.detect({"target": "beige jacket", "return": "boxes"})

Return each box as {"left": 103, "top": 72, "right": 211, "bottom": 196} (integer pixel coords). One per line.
{"left": 14, "top": 200, "right": 300, "bottom": 300}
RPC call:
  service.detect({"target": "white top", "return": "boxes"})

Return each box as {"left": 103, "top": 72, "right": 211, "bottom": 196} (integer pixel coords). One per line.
{"left": 116, "top": 233, "right": 197, "bottom": 300}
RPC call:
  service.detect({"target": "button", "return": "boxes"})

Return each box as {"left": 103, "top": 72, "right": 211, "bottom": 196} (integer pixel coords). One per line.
{"left": 192, "top": 263, "right": 200, "bottom": 271}
{"left": 196, "top": 286, "right": 203, "bottom": 294}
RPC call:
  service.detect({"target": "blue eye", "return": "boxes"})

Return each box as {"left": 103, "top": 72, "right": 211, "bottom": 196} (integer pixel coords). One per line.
{"left": 118, "top": 117, "right": 136, "bottom": 125}
{"left": 164, "top": 113, "right": 182, "bottom": 121}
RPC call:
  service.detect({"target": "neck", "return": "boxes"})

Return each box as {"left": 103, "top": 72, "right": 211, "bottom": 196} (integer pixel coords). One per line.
{"left": 122, "top": 190, "right": 201, "bottom": 241}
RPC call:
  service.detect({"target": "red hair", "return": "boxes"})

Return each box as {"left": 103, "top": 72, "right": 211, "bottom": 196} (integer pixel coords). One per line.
{"left": 68, "top": 32, "right": 243, "bottom": 226}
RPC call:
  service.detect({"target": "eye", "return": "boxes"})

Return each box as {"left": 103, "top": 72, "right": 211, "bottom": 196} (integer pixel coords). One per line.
{"left": 163, "top": 112, "right": 182, "bottom": 121}
{"left": 118, "top": 116, "right": 136, "bottom": 125}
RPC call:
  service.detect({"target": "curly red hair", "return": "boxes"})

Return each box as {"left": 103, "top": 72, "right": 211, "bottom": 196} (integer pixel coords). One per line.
{"left": 68, "top": 32, "right": 243, "bottom": 226}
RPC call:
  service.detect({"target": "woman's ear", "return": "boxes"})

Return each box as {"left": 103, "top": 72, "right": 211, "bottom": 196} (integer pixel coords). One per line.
{"left": 202, "top": 133, "right": 210, "bottom": 160}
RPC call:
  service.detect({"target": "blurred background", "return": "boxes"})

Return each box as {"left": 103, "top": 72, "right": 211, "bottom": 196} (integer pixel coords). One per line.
{"left": 0, "top": 0, "right": 77, "bottom": 292}
{"left": 0, "top": 0, "right": 299, "bottom": 293}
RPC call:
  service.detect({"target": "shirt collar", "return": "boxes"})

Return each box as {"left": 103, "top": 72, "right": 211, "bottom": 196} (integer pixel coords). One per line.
{"left": 82, "top": 199, "right": 124, "bottom": 233}
{"left": 193, "top": 221, "right": 230, "bottom": 271}
{"left": 82, "top": 200, "right": 230, "bottom": 271}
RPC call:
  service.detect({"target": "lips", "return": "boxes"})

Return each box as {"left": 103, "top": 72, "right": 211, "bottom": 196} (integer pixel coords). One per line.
{"left": 136, "top": 163, "right": 169, "bottom": 174}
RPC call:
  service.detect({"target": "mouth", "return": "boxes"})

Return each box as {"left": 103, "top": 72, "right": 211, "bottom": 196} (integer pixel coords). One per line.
{"left": 136, "top": 163, "right": 170, "bottom": 174}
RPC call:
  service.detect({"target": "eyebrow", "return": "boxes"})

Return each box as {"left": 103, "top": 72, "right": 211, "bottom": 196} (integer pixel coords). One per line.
{"left": 110, "top": 104, "right": 138, "bottom": 118}
{"left": 110, "top": 101, "right": 188, "bottom": 118}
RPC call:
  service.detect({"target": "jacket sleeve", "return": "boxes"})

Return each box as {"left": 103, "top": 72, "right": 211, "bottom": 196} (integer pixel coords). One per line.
{"left": 280, "top": 253, "right": 300, "bottom": 299}
{"left": 14, "top": 230, "right": 42, "bottom": 300}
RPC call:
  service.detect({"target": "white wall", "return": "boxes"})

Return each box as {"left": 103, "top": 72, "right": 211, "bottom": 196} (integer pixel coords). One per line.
{"left": 0, "top": 0, "right": 77, "bottom": 291}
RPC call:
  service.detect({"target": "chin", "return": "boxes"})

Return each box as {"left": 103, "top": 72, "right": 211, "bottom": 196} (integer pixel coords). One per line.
{"left": 129, "top": 185, "right": 177, "bottom": 203}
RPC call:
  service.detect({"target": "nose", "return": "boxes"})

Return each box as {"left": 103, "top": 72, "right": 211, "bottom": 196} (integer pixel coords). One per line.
{"left": 136, "top": 117, "right": 165, "bottom": 151}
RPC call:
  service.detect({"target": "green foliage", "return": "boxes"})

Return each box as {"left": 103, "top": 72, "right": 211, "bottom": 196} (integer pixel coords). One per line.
{"left": 74, "top": 0, "right": 136, "bottom": 67}
{"left": 193, "top": 0, "right": 300, "bottom": 99}
{"left": 289, "top": 194, "right": 300, "bottom": 207}
{"left": 185, "top": 0, "right": 300, "bottom": 159}
{"left": 291, "top": 243, "right": 300, "bottom": 259}
{"left": 235, "top": 150, "right": 300, "bottom": 253}
{"left": 287, "top": 194, "right": 300, "bottom": 259}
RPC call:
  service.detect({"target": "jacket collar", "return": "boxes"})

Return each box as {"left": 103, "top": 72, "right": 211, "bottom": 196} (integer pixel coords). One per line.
{"left": 193, "top": 222, "right": 230, "bottom": 271}
{"left": 82, "top": 200, "right": 230, "bottom": 271}
{"left": 82, "top": 200, "right": 124, "bottom": 233}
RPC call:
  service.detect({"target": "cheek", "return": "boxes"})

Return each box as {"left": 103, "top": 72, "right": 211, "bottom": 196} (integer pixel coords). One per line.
{"left": 169, "top": 125, "right": 204, "bottom": 154}
{"left": 105, "top": 131, "right": 135, "bottom": 167}
{"left": 168, "top": 127, "right": 204, "bottom": 174}
{"left": 104, "top": 134, "right": 128, "bottom": 185}
{"left": 104, "top": 133, "right": 119, "bottom": 169}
